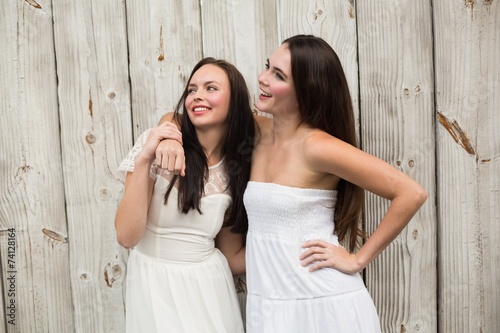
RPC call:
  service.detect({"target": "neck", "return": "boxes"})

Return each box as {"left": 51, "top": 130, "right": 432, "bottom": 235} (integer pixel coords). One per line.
{"left": 196, "top": 128, "right": 225, "bottom": 165}
{"left": 270, "top": 112, "right": 303, "bottom": 142}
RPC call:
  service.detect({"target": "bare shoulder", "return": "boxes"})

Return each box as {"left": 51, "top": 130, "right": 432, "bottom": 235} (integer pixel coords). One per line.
{"left": 302, "top": 130, "right": 347, "bottom": 155}
{"left": 158, "top": 112, "right": 181, "bottom": 126}
{"left": 302, "top": 130, "right": 360, "bottom": 172}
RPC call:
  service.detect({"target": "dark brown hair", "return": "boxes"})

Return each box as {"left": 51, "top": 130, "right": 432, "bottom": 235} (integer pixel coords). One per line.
{"left": 283, "top": 35, "right": 365, "bottom": 251}
{"left": 164, "top": 57, "right": 255, "bottom": 234}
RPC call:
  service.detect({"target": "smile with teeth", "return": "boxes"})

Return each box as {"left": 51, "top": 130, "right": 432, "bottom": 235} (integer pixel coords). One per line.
{"left": 260, "top": 89, "right": 272, "bottom": 97}
{"left": 193, "top": 107, "right": 210, "bottom": 113}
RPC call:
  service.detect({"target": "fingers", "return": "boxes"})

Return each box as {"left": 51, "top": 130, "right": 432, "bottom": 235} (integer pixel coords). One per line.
{"left": 300, "top": 251, "right": 328, "bottom": 267}
{"left": 302, "top": 239, "right": 327, "bottom": 248}
{"left": 300, "top": 240, "right": 337, "bottom": 271}
{"left": 156, "top": 139, "right": 186, "bottom": 175}
{"left": 175, "top": 155, "right": 186, "bottom": 177}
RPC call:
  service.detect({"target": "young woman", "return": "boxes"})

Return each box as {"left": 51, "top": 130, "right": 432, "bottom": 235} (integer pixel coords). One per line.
{"left": 115, "top": 57, "right": 255, "bottom": 333}
{"left": 157, "top": 35, "right": 427, "bottom": 333}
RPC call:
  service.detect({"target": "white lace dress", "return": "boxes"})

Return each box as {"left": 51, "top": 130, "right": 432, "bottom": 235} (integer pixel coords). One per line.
{"left": 118, "top": 129, "right": 244, "bottom": 333}
{"left": 244, "top": 181, "right": 381, "bottom": 333}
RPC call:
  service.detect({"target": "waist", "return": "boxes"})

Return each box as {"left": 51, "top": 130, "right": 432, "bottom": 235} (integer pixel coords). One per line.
{"left": 246, "top": 231, "right": 364, "bottom": 298}
{"left": 135, "top": 227, "right": 215, "bottom": 263}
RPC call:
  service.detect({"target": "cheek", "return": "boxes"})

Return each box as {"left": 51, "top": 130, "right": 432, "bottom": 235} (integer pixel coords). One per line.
{"left": 184, "top": 96, "right": 192, "bottom": 109}
{"left": 272, "top": 85, "right": 290, "bottom": 100}
{"left": 213, "top": 94, "right": 230, "bottom": 114}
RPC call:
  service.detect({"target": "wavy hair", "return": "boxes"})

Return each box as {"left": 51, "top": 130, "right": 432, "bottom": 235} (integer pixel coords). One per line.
{"left": 164, "top": 57, "right": 255, "bottom": 234}
{"left": 283, "top": 35, "right": 365, "bottom": 251}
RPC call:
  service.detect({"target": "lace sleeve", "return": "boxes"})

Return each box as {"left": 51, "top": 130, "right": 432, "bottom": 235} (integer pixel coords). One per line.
{"left": 117, "top": 128, "right": 158, "bottom": 180}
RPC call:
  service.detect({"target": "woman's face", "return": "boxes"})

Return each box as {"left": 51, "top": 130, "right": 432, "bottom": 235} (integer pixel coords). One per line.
{"left": 256, "top": 43, "right": 299, "bottom": 116}
{"left": 185, "top": 64, "right": 231, "bottom": 131}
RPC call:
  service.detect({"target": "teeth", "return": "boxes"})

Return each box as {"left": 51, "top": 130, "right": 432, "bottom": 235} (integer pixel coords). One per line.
{"left": 193, "top": 107, "right": 209, "bottom": 112}
{"left": 260, "top": 89, "right": 271, "bottom": 97}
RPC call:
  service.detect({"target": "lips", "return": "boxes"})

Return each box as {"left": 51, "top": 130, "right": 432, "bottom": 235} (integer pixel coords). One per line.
{"left": 192, "top": 106, "right": 211, "bottom": 113}
{"left": 260, "top": 89, "right": 272, "bottom": 97}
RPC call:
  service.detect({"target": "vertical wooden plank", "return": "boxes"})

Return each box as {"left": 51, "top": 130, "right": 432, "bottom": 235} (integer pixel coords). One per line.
{"left": 357, "top": 1, "right": 437, "bottom": 332}
{"left": 201, "top": 0, "right": 280, "bottom": 108}
{"left": 277, "top": 0, "right": 359, "bottom": 118}
{"left": 126, "top": 0, "right": 203, "bottom": 136}
{"left": 200, "top": 0, "right": 259, "bottom": 99}
{"left": 52, "top": 0, "right": 131, "bottom": 331}
{"left": 253, "top": 0, "right": 280, "bottom": 97}
{"left": 434, "top": 0, "right": 500, "bottom": 332}
{"left": 0, "top": 0, "right": 74, "bottom": 332}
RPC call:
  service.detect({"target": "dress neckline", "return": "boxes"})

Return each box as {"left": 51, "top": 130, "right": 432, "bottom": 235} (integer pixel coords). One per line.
{"left": 208, "top": 157, "right": 224, "bottom": 170}
{"left": 247, "top": 181, "right": 337, "bottom": 197}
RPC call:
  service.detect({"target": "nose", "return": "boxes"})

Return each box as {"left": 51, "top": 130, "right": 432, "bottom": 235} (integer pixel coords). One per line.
{"left": 258, "top": 70, "right": 268, "bottom": 86}
{"left": 192, "top": 90, "right": 204, "bottom": 101}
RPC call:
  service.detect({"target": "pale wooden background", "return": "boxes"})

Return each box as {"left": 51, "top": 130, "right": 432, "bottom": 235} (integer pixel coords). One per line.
{"left": 0, "top": 0, "right": 498, "bottom": 332}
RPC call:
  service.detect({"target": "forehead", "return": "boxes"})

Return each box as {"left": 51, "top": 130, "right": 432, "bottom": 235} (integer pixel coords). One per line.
{"left": 190, "top": 64, "right": 229, "bottom": 84}
{"left": 270, "top": 44, "right": 291, "bottom": 68}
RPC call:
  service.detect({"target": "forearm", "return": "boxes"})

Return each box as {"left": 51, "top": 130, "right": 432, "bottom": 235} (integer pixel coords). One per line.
{"left": 215, "top": 227, "right": 246, "bottom": 275}
{"left": 356, "top": 188, "right": 427, "bottom": 269}
{"left": 115, "top": 160, "right": 153, "bottom": 248}
{"left": 158, "top": 112, "right": 178, "bottom": 127}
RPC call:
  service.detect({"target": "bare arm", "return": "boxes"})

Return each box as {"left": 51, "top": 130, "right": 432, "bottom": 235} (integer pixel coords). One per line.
{"left": 115, "top": 163, "right": 154, "bottom": 248}
{"left": 114, "top": 123, "right": 183, "bottom": 248}
{"left": 215, "top": 226, "right": 246, "bottom": 275}
{"left": 300, "top": 132, "right": 428, "bottom": 274}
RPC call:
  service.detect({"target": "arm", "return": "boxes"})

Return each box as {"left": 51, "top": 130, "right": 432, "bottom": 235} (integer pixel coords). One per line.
{"left": 300, "top": 132, "right": 427, "bottom": 274}
{"left": 215, "top": 226, "right": 246, "bottom": 275}
{"left": 157, "top": 112, "right": 186, "bottom": 176}
{"left": 114, "top": 123, "right": 182, "bottom": 248}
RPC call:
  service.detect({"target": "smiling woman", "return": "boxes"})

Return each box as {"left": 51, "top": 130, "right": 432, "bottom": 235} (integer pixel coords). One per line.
{"left": 184, "top": 64, "right": 231, "bottom": 132}
{"left": 114, "top": 58, "right": 255, "bottom": 333}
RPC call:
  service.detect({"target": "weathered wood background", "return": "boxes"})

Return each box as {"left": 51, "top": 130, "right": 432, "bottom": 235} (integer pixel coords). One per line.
{"left": 0, "top": 0, "right": 498, "bottom": 332}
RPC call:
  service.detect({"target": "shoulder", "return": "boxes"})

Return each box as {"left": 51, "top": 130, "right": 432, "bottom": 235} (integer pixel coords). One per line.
{"left": 302, "top": 130, "right": 342, "bottom": 155}
{"left": 302, "top": 130, "right": 359, "bottom": 173}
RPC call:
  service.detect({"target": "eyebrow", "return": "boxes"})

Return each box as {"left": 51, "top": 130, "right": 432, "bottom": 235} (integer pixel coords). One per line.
{"left": 188, "top": 80, "right": 221, "bottom": 87}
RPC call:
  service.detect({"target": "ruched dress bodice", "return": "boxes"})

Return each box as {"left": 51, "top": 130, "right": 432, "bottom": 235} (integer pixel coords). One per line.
{"left": 244, "top": 181, "right": 381, "bottom": 333}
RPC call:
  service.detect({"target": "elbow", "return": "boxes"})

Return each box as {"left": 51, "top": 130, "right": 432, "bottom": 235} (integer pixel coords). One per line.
{"left": 228, "top": 259, "right": 246, "bottom": 276}
{"left": 117, "top": 237, "right": 136, "bottom": 249}
{"left": 115, "top": 224, "right": 140, "bottom": 249}
{"left": 414, "top": 185, "right": 428, "bottom": 208}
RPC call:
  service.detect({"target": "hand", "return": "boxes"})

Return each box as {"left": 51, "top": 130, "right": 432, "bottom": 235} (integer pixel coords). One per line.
{"left": 138, "top": 122, "right": 183, "bottom": 167}
{"left": 156, "top": 137, "right": 185, "bottom": 176}
{"left": 300, "top": 240, "right": 362, "bottom": 275}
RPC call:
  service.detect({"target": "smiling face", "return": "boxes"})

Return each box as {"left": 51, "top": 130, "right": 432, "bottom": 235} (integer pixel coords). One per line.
{"left": 256, "top": 43, "right": 299, "bottom": 116}
{"left": 185, "top": 64, "right": 231, "bottom": 132}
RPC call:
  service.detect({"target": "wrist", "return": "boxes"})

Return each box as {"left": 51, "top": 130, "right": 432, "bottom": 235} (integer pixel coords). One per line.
{"left": 134, "top": 153, "right": 154, "bottom": 167}
{"left": 162, "top": 137, "right": 183, "bottom": 146}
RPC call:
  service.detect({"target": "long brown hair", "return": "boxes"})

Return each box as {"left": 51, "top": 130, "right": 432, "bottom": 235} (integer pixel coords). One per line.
{"left": 283, "top": 35, "right": 365, "bottom": 251}
{"left": 164, "top": 58, "right": 255, "bottom": 234}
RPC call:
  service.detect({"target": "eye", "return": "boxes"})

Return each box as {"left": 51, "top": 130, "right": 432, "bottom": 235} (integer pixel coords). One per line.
{"left": 187, "top": 88, "right": 196, "bottom": 94}
{"left": 265, "top": 60, "right": 270, "bottom": 70}
{"left": 274, "top": 71, "right": 284, "bottom": 80}
{"left": 207, "top": 85, "right": 218, "bottom": 91}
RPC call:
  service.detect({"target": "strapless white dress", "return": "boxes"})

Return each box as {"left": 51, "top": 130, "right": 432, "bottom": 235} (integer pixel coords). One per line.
{"left": 244, "top": 181, "right": 381, "bottom": 333}
{"left": 118, "top": 129, "right": 244, "bottom": 333}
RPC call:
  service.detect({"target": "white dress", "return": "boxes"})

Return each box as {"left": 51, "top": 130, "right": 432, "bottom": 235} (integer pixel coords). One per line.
{"left": 244, "top": 181, "right": 381, "bottom": 333}
{"left": 118, "top": 129, "right": 244, "bottom": 333}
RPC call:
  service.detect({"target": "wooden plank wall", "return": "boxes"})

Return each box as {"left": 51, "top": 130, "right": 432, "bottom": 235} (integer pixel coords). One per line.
{"left": 434, "top": 1, "right": 500, "bottom": 332}
{"left": 0, "top": 0, "right": 498, "bottom": 332}
{"left": 357, "top": 2, "right": 436, "bottom": 332}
